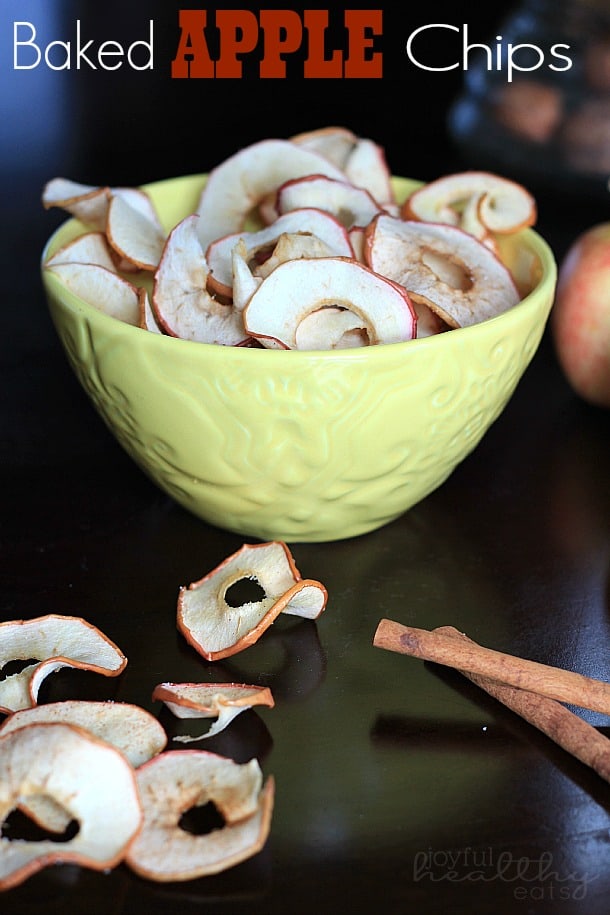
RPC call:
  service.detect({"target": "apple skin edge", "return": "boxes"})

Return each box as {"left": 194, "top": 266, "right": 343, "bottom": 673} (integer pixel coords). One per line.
{"left": 551, "top": 223, "right": 610, "bottom": 409}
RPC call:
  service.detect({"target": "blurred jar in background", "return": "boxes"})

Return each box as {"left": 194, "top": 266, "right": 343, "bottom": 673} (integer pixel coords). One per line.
{"left": 448, "top": 0, "right": 610, "bottom": 201}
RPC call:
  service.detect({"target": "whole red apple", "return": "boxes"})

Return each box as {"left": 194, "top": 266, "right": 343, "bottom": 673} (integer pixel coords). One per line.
{"left": 551, "top": 223, "right": 610, "bottom": 408}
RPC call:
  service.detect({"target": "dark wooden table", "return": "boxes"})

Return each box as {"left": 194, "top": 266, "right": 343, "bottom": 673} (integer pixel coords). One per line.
{"left": 3, "top": 4, "right": 610, "bottom": 912}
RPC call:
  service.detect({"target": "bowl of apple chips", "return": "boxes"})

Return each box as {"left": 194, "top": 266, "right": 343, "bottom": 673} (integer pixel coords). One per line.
{"left": 40, "top": 127, "right": 557, "bottom": 542}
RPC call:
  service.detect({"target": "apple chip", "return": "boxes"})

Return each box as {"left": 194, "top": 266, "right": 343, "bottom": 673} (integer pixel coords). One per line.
{"left": 206, "top": 207, "right": 354, "bottom": 296}
{"left": 106, "top": 193, "right": 166, "bottom": 272}
{"left": 343, "top": 137, "right": 395, "bottom": 208}
{"left": 364, "top": 215, "right": 520, "bottom": 329}
{"left": 153, "top": 682, "right": 274, "bottom": 742}
{"left": 125, "top": 750, "right": 273, "bottom": 882}
{"left": 177, "top": 541, "right": 328, "bottom": 662}
{"left": 153, "top": 214, "right": 248, "bottom": 344}
{"left": 44, "top": 261, "right": 143, "bottom": 326}
{"left": 0, "top": 614, "right": 127, "bottom": 714}
{"left": 0, "top": 699, "right": 166, "bottom": 766}
{"left": 194, "top": 138, "right": 347, "bottom": 250}
{"left": 290, "top": 126, "right": 358, "bottom": 169}
{"left": 0, "top": 701, "right": 165, "bottom": 835}
{"left": 41, "top": 178, "right": 111, "bottom": 229}
{"left": 276, "top": 175, "right": 385, "bottom": 229}
{"left": 0, "top": 722, "right": 142, "bottom": 891}
{"left": 402, "top": 171, "right": 537, "bottom": 243}
{"left": 243, "top": 256, "right": 417, "bottom": 349}
{"left": 45, "top": 231, "right": 118, "bottom": 272}
{"left": 42, "top": 179, "right": 162, "bottom": 234}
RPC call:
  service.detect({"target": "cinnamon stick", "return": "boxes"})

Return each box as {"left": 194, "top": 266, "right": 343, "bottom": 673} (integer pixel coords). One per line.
{"left": 440, "top": 627, "right": 610, "bottom": 783}
{"left": 373, "top": 619, "right": 610, "bottom": 716}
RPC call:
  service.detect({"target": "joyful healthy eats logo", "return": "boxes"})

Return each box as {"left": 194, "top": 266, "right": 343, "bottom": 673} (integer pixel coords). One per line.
{"left": 11, "top": 8, "right": 573, "bottom": 81}
{"left": 413, "top": 847, "right": 595, "bottom": 902}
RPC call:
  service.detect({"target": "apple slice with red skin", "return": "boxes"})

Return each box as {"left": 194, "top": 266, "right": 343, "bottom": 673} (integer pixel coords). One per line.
{"left": 177, "top": 541, "right": 327, "bottom": 662}
{"left": 243, "top": 256, "right": 417, "bottom": 349}
{"left": 125, "top": 751, "right": 274, "bottom": 882}
{"left": 364, "top": 215, "right": 520, "bottom": 329}
{"left": 402, "top": 171, "right": 537, "bottom": 246}
{"left": 0, "top": 722, "right": 142, "bottom": 891}
{"left": 44, "top": 261, "right": 143, "bottom": 326}
{"left": 343, "top": 137, "right": 395, "bottom": 208}
{"left": 290, "top": 126, "right": 358, "bottom": 169}
{"left": 0, "top": 614, "right": 128, "bottom": 714}
{"left": 42, "top": 179, "right": 163, "bottom": 234}
{"left": 45, "top": 231, "right": 118, "bottom": 272}
{"left": 0, "top": 701, "right": 166, "bottom": 834}
{"left": 106, "top": 193, "right": 166, "bottom": 272}
{"left": 195, "top": 138, "right": 347, "bottom": 251}
{"left": 206, "top": 207, "right": 354, "bottom": 297}
{"left": 275, "top": 174, "right": 386, "bottom": 228}
{"left": 153, "top": 682, "right": 274, "bottom": 741}
{"left": 153, "top": 214, "right": 248, "bottom": 344}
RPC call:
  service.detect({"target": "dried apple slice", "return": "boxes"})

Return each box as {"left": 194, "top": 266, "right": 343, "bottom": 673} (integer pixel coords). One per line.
{"left": 0, "top": 614, "right": 127, "bottom": 714}
{"left": 206, "top": 207, "right": 353, "bottom": 296}
{"left": 402, "top": 171, "right": 537, "bottom": 241}
{"left": 364, "top": 215, "right": 520, "bottom": 329}
{"left": 0, "top": 700, "right": 166, "bottom": 766}
{"left": 44, "top": 261, "right": 143, "bottom": 326}
{"left": 195, "top": 138, "right": 347, "bottom": 250}
{"left": 290, "top": 126, "right": 358, "bottom": 168}
{"left": 153, "top": 682, "right": 274, "bottom": 742}
{"left": 153, "top": 214, "right": 248, "bottom": 344}
{"left": 42, "top": 179, "right": 162, "bottom": 234}
{"left": 343, "top": 137, "right": 395, "bottom": 208}
{"left": 231, "top": 239, "right": 262, "bottom": 313}
{"left": 41, "top": 178, "right": 111, "bottom": 229}
{"left": 276, "top": 174, "right": 385, "bottom": 228}
{"left": 45, "top": 231, "right": 118, "bottom": 272}
{"left": 254, "top": 232, "right": 337, "bottom": 281}
{"left": 139, "top": 288, "right": 163, "bottom": 333}
{"left": 243, "top": 256, "right": 417, "bottom": 349}
{"left": 106, "top": 193, "right": 166, "bottom": 272}
{"left": 125, "top": 750, "right": 274, "bottom": 882}
{"left": 0, "top": 721, "right": 142, "bottom": 891}
{"left": 295, "top": 306, "right": 369, "bottom": 350}
{"left": 177, "top": 541, "right": 327, "bottom": 662}
{"left": 1, "top": 701, "right": 165, "bottom": 834}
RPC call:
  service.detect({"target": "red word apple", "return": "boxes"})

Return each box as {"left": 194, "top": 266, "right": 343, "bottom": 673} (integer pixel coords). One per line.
{"left": 551, "top": 223, "right": 610, "bottom": 408}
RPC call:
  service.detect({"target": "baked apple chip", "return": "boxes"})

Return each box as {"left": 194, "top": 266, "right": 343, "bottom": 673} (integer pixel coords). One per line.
{"left": 45, "top": 231, "right": 118, "bottom": 272}
{"left": 364, "top": 215, "right": 520, "bottom": 329}
{"left": 0, "top": 701, "right": 165, "bottom": 835}
{"left": 44, "top": 261, "right": 143, "bottom": 326}
{"left": 106, "top": 193, "right": 166, "bottom": 272}
{"left": 125, "top": 750, "right": 274, "bottom": 882}
{"left": 206, "top": 207, "right": 354, "bottom": 296}
{"left": 177, "top": 541, "right": 327, "bottom": 662}
{"left": 153, "top": 214, "right": 248, "bottom": 344}
{"left": 0, "top": 614, "right": 127, "bottom": 714}
{"left": 275, "top": 175, "right": 386, "bottom": 229}
{"left": 194, "top": 138, "right": 346, "bottom": 250}
{"left": 402, "top": 170, "right": 537, "bottom": 246}
{"left": 0, "top": 722, "right": 142, "bottom": 891}
{"left": 153, "top": 682, "right": 274, "bottom": 741}
{"left": 243, "top": 256, "right": 417, "bottom": 349}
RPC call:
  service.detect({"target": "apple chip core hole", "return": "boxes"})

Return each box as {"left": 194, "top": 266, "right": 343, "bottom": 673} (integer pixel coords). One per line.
{"left": 2, "top": 807, "right": 79, "bottom": 843}
{"left": 421, "top": 248, "right": 473, "bottom": 292}
{"left": 179, "top": 801, "right": 225, "bottom": 836}
{"left": 1, "top": 658, "right": 38, "bottom": 680}
{"left": 225, "top": 577, "right": 267, "bottom": 608}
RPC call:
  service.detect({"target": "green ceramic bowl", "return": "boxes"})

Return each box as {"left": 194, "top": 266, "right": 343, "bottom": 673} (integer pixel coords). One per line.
{"left": 41, "top": 174, "right": 557, "bottom": 543}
